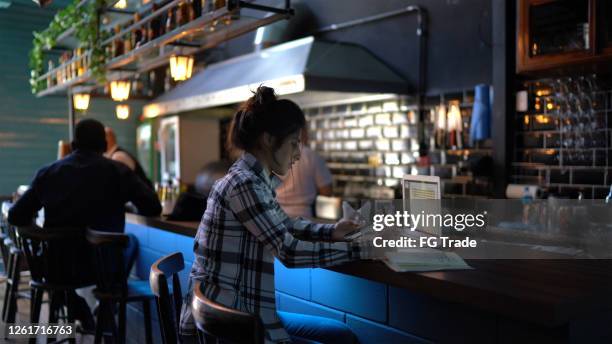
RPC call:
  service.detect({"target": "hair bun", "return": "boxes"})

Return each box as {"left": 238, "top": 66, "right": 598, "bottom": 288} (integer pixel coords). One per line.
{"left": 253, "top": 85, "right": 277, "bottom": 107}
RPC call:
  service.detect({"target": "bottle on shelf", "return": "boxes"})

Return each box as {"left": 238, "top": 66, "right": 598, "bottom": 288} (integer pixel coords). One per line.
{"left": 213, "top": 0, "right": 225, "bottom": 10}
{"left": 55, "top": 56, "right": 62, "bottom": 85}
{"left": 176, "top": 0, "right": 188, "bottom": 26}
{"left": 71, "top": 50, "right": 78, "bottom": 79}
{"left": 150, "top": 3, "right": 163, "bottom": 40}
{"left": 165, "top": 9, "right": 175, "bottom": 32}
{"left": 124, "top": 30, "right": 132, "bottom": 54}
{"left": 186, "top": 0, "right": 196, "bottom": 22}
{"left": 132, "top": 13, "right": 144, "bottom": 48}
{"left": 112, "top": 25, "right": 124, "bottom": 58}
{"left": 75, "top": 48, "right": 84, "bottom": 76}
{"left": 46, "top": 60, "right": 54, "bottom": 88}
{"left": 606, "top": 185, "right": 612, "bottom": 203}
{"left": 192, "top": 0, "right": 202, "bottom": 18}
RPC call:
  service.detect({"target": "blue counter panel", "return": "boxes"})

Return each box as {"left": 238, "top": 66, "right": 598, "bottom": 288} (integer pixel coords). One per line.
{"left": 388, "top": 286, "right": 496, "bottom": 343}
{"left": 273, "top": 260, "right": 311, "bottom": 299}
{"left": 127, "top": 222, "right": 195, "bottom": 297}
{"left": 135, "top": 247, "right": 161, "bottom": 281}
{"left": 277, "top": 292, "right": 345, "bottom": 322}
{"left": 310, "top": 268, "right": 387, "bottom": 323}
{"left": 175, "top": 234, "right": 196, "bottom": 262}
{"left": 346, "top": 314, "right": 431, "bottom": 344}
{"left": 147, "top": 227, "right": 178, "bottom": 254}
{"left": 125, "top": 223, "right": 150, "bottom": 248}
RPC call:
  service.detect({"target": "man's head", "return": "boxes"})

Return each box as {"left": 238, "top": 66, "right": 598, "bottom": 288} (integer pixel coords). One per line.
{"left": 71, "top": 119, "right": 107, "bottom": 154}
{"left": 104, "top": 126, "right": 117, "bottom": 153}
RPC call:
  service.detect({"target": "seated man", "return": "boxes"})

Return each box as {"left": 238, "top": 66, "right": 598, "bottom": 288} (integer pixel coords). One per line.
{"left": 8, "top": 118, "right": 162, "bottom": 329}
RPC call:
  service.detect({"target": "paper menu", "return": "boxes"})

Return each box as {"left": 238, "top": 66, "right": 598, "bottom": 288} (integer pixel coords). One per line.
{"left": 383, "top": 248, "right": 473, "bottom": 272}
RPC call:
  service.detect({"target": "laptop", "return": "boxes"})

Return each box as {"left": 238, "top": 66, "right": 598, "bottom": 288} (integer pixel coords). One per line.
{"left": 402, "top": 175, "right": 442, "bottom": 236}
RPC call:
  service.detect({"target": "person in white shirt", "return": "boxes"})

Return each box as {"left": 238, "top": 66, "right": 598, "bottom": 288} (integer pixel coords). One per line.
{"left": 276, "top": 128, "right": 333, "bottom": 218}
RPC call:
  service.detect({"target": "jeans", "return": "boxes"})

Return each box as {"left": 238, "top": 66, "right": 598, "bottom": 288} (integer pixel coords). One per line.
{"left": 75, "top": 233, "right": 139, "bottom": 325}
{"left": 277, "top": 311, "right": 357, "bottom": 344}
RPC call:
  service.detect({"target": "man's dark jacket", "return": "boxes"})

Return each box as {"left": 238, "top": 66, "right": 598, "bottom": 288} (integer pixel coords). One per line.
{"left": 8, "top": 150, "right": 162, "bottom": 231}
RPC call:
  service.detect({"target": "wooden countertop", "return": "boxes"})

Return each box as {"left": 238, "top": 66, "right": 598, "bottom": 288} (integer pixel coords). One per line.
{"left": 125, "top": 213, "right": 199, "bottom": 237}
{"left": 329, "top": 259, "right": 612, "bottom": 327}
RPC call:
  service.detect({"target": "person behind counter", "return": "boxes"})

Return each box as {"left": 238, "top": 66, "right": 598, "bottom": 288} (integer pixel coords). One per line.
{"left": 276, "top": 127, "right": 333, "bottom": 218}
{"left": 8, "top": 119, "right": 161, "bottom": 330}
{"left": 180, "top": 86, "right": 364, "bottom": 344}
{"left": 105, "top": 126, "right": 154, "bottom": 189}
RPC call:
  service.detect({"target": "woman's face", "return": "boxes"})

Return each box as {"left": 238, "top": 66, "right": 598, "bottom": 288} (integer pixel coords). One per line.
{"left": 267, "top": 130, "right": 302, "bottom": 176}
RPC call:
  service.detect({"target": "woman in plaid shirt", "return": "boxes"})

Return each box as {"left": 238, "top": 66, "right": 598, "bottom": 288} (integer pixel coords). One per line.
{"left": 180, "top": 86, "right": 364, "bottom": 343}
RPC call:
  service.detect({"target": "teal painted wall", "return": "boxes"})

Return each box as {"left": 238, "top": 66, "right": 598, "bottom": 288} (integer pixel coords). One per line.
{"left": 0, "top": 2, "right": 145, "bottom": 195}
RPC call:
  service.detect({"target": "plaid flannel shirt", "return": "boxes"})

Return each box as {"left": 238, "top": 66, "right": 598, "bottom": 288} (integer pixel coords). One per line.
{"left": 180, "top": 152, "right": 361, "bottom": 343}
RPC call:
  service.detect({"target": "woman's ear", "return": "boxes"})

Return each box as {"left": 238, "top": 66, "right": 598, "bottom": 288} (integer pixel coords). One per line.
{"left": 261, "top": 132, "right": 275, "bottom": 150}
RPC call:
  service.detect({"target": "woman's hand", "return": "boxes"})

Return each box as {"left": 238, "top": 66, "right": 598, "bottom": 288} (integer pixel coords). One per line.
{"left": 331, "top": 219, "right": 364, "bottom": 242}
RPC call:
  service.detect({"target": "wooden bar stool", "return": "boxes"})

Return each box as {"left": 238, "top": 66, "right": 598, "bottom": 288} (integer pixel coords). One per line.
{"left": 86, "top": 229, "right": 154, "bottom": 344}
{"left": 17, "top": 225, "right": 97, "bottom": 344}
{"left": 149, "top": 252, "right": 184, "bottom": 344}
{"left": 191, "top": 281, "right": 265, "bottom": 344}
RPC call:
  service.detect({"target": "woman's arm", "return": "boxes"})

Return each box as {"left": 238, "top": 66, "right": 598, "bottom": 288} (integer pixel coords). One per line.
{"left": 229, "top": 180, "right": 361, "bottom": 268}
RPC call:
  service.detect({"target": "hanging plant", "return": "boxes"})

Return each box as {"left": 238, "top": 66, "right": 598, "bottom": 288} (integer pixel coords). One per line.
{"left": 29, "top": 0, "right": 109, "bottom": 93}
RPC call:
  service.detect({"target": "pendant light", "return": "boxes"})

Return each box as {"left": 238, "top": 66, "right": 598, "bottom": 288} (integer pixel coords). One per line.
{"left": 116, "top": 104, "right": 130, "bottom": 120}
{"left": 110, "top": 80, "right": 131, "bottom": 101}
{"left": 169, "top": 55, "right": 194, "bottom": 81}
{"left": 73, "top": 93, "right": 90, "bottom": 111}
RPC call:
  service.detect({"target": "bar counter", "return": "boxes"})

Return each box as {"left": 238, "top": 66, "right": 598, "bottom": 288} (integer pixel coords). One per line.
{"left": 126, "top": 213, "right": 612, "bottom": 343}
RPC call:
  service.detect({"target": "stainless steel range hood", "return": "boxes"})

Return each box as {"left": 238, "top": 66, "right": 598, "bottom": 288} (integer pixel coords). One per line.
{"left": 143, "top": 36, "right": 409, "bottom": 118}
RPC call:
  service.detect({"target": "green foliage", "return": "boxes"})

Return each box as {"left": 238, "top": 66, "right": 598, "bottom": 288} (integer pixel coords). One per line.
{"left": 29, "top": 0, "right": 109, "bottom": 93}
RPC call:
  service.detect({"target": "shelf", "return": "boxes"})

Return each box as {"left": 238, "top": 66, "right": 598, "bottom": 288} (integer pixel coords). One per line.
{"left": 513, "top": 162, "right": 612, "bottom": 170}
{"left": 44, "top": 0, "right": 128, "bottom": 51}
{"left": 35, "top": 0, "right": 291, "bottom": 97}
{"left": 516, "top": 128, "right": 612, "bottom": 135}
{"left": 36, "top": 71, "right": 93, "bottom": 97}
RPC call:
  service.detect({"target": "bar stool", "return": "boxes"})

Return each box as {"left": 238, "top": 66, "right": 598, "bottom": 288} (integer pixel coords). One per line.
{"left": 191, "top": 281, "right": 265, "bottom": 344}
{"left": 86, "top": 229, "right": 154, "bottom": 344}
{"left": 149, "top": 252, "right": 184, "bottom": 344}
{"left": 2, "top": 227, "right": 31, "bottom": 326}
{"left": 17, "top": 225, "right": 96, "bottom": 344}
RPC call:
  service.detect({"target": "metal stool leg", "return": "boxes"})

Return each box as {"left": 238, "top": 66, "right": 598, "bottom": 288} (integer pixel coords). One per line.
{"left": 118, "top": 301, "right": 126, "bottom": 344}
{"left": 5, "top": 253, "right": 21, "bottom": 324}
{"left": 94, "top": 302, "right": 105, "bottom": 344}
{"left": 28, "top": 288, "right": 43, "bottom": 344}
{"left": 1, "top": 251, "right": 14, "bottom": 322}
{"left": 64, "top": 291, "right": 77, "bottom": 344}
{"left": 142, "top": 299, "right": 153, "bottom": 344}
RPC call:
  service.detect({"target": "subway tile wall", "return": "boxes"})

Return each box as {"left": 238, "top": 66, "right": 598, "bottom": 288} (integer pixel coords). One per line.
{"left": 303, "top": 93, "right": 493, "bottom": 200}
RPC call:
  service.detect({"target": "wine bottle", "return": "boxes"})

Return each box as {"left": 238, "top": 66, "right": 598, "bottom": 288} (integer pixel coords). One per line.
{"left": 47, "top": 60, "right": 54, "bottom": 88}
{"left": 176, "top": 1, "right": 186, "bottom": 26}
{"left": 113, "top": 25, "right": 124, "bottom": 58}
{"left": 133, "top": 13, "right": 144, "bottom": 48}
{"left": 124, "top": 31, "right": 132, "bottom": 54}
{"left": 56, "top": 56, "right": 62, "bottom": 85}
{"left": 165, "top": 9, "right": 175, "bottom": 32}
{"left": 150, "top": 3, "right": 162, "bottom": 39}
{"left": 214, "top": 0, "right": 225, "bottom": 10}
{"left": 192, "top": 0, "right": 202, "bottom": 17}
{"left": 187, "top": 0, "right": 196, "bottom": 22}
